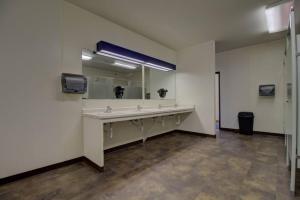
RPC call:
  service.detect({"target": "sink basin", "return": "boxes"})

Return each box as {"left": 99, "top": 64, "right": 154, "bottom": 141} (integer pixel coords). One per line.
{"left": 83, "top": 105, "right": 195, "bottom": 120}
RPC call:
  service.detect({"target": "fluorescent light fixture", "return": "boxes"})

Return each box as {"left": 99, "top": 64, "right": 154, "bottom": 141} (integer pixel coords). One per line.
{"left": 99, "top": 50, "right": 144, "bottom": 64}
{"left": 97, "top": 52, "right": 142, "bottom": 65}
{"left": 144, "top": 62, "right": 172, "bottom": 71}
{"left": 96, "top": 41, "right": 176, "bottom": 70}
{"left": 114, "top": 61, "right": 137, "bottom": 69}
{"left": 81, "top": 54, "right": 92, "bottom": 61}
{"left": 98, "top": 52, "right": 173, "bottom": 71}
{"left": 265, "top": 1, "right": 292, "bottom": 33}
{"left": 98, "top": 52, "right": 171, "bottom": 71}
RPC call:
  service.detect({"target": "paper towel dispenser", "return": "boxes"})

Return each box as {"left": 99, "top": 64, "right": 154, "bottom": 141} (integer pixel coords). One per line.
{"left": 61, "top": 73, "right": 87, "bottom": 94}
{"left": 259, "top": 84, "right": 275, "bottom": 96}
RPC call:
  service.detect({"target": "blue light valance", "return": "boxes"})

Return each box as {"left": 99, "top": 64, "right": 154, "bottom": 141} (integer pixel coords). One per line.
{"left": 96, "top": 41, "right": 176, "bottom": 71}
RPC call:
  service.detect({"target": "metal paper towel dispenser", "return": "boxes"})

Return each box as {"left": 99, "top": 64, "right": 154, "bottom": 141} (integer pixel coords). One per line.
{"left": 259, "top": 84, "right": 275, "bottom": 96}
{"left": 61, "top": 73, "right": 87, "bottom": 94}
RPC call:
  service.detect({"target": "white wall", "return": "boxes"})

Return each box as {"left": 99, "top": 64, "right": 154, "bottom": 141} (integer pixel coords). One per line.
{"left": 0, "top": 0, "right": 64, "bottom": 178}
{"left": 62, "top": 2, "right": 176, "bottom": 73}
{"left": 63, "top": 1, "right": 177, "bottom": 105}
{"left": 0, "top": 0, "right": 177, "bottom": 178}
{"left": 216, "top": 40, "right": 285, "bottom": 134}
{"left": 176, "top": 41, "right": 216, "bottom": 135}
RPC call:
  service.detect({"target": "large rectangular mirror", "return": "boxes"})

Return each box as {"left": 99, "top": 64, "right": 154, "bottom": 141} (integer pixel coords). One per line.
{"left": 144, "top": 67, "right": 176, "bottom": 99}
{"left": 82, "top": 50, "right": 143, "bottom": 99}
{"left": 81, "top": 49, "right": 176, "bottom": 100}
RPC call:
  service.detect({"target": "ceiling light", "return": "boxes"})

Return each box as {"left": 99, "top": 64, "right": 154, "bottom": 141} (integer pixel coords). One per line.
{"left": 81, "top": 54, "right": 92, "bottom": 61}
{"left": 100, "top": 50, "right": 144, "bottom": 64}
{"left": 114, "top": 61, "right": 137, "bottom": 69}
{"left": 144, "top": 62, "right": 172, "bottom": 71}
{"left": 97, "top": 41, "right": 176, "bottom": 71}
{"left": 97, "top": 52, "right": 142, "bottom": 65}
{"left": 265, "top": 1, "right": 292, "bottom": 33}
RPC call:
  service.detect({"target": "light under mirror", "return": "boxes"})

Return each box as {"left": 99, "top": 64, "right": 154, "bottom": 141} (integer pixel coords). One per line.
{"left": 82, "top": 50, "right": 143, "bottom": 99}
{"left": 144, "top": 67, "right": 176, "bottom": 100}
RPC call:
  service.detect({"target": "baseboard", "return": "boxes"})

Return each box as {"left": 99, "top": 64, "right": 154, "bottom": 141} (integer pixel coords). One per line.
{"left": 219, "top": 127, "right": 239, "bottom": 133}
{"left": 104, "top": 140, "right": 143, "bottom": 153}
{"left": 0, "top": 156, "right": 104, "bottom": 185}
{"left": 0, "top": 157, "right": 83, "bottom": 185}
{"left": 175, "top": 129, "right": 217, "bottom": 138}
{"left": 219, "top": 127, "right": 284, "bottom": 137}
{"left": 82, "top": 157, "right": 104, "bottom": 172}
{"left": 254, "top": 131, "right": 284, "bottom": 137}
{"left": 147, "top": 130, "right": 176, "bottom": 140}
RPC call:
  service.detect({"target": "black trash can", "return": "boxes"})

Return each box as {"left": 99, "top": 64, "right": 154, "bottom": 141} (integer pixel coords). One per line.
{"left": 238, "top": 112, "right": 254, "bottom": 135}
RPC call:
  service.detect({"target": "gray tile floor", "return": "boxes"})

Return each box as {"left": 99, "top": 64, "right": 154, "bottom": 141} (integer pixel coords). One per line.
{"left": 0, "top": 130, "right": 298, "bottom": 200}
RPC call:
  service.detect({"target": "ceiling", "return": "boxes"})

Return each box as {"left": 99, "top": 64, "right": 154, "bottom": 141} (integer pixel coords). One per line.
{"left": 66, "top": 0, "right": 288, "bottom": 52}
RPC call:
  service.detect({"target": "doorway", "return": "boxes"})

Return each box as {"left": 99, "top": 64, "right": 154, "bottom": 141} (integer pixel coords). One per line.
{"left": 215, "top": 72, "right": 221, "bottom": 129}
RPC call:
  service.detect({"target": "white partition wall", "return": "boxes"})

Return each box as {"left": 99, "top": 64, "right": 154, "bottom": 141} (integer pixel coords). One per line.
{"left": 297, "top": 34, "right": 300, "bottom": 159}
{"left": 176, "top": 41, "right": 216, "bottom": 135}
{"left": 285, "top": 10, "right": 298, "bottom": 192}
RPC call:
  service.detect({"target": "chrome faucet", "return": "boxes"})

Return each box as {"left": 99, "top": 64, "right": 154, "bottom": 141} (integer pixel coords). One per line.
{"left": 158, "top": 104, "right": 162, "bottom": 109}
{"left": 137, "top": 105, "right": 142, "bottom": 111}
{"left": 104, "top": 106, "right": 112, "bottom": 113}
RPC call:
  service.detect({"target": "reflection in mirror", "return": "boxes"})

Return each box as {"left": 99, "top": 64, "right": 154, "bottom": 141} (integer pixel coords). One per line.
{"left": 144, "top": 67, "right": 176, "bottom": 99}
{"left": 82, "top": 50, "right": 143, "bottom": 99}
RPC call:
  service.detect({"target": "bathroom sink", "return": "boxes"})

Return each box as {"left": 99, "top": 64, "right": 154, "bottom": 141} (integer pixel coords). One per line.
{"left": 83, "top": 105, "right": 195, "bottom": 120}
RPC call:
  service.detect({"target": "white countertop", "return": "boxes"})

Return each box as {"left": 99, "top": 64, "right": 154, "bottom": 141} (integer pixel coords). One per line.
{"left": 82, "top": 105, "right": 195, "bottom": 122}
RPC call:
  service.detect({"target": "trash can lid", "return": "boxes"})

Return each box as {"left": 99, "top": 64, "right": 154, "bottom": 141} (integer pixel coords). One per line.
{"left": 238, "top": 112, "right": 254, "bottom": 117}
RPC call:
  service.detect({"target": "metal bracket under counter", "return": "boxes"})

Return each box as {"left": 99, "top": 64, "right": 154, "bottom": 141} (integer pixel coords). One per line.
{"left": 82, "top": 105, "right": 195, "bottom": 170}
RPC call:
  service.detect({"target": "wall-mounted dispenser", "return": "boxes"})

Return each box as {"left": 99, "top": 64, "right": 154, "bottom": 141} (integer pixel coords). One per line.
{"left": 61, "top": 73, "right": 87, "bottom": 94}
{"left": 259, "top": 84, "right": 275, "bottom": 96}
